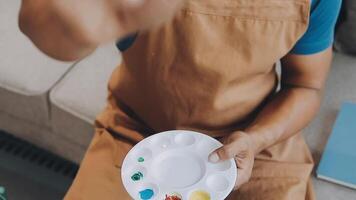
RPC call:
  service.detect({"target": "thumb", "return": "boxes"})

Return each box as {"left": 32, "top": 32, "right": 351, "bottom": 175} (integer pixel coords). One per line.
{"left": 121, "top": 0, "right": 146, "bottom": 8}
{"left": 208, "top": 144, "right": 235, "bottom": 163}
{"left": 116, "top": 0, "right": 184, "bottom": 30}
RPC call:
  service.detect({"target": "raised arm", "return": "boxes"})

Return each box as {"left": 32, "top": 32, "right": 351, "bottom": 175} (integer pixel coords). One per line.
{"left": 19, "top": 0, "right": 183, "bottom": 61}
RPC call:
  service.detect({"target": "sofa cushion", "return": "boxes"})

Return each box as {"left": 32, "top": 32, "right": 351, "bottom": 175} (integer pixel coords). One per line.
{"left": 50, "top": 44, "right": 121, "bottom": 148}
{"left": 0, "top": 111, "right": 84, "bottom": 163}
{"left": 0, "top": 0, "right": 72, "bottom": 126}
{"left": 334, "top": 0, "right": 356, "bottom": 54}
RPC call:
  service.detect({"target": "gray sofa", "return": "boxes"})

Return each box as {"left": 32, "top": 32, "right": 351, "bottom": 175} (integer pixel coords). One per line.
{"left": 0, "top": 0, "right": 121, "bottom": 163}
{"left": 1, "top": 0, "right": 356, "bottom": 199}
{"left": 335, "top": 0, "right": 356, "bottom": 54}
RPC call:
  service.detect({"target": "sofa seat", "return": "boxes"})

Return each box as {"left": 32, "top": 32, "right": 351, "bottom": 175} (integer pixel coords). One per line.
{"left": 0, "top": 0, "right": 74, "bottom": 154}
{"left": 49, "top": 44, "right": 121, "bottom": 161}
{"left": 0, "top": 0, "right": 73, "bottom": 128}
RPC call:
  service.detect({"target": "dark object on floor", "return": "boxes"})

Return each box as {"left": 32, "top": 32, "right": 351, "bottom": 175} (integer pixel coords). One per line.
{"left": 0, "top": 186, "right": 7, "bottom": 200}
{"left": 0, "top": 131, "right": 78, "bottom": 179}
{"left": 335, "top": 0, "right": 356, "bottom": 55}
{"left": 0, "top": 130, "right": 79, "bottom": 200}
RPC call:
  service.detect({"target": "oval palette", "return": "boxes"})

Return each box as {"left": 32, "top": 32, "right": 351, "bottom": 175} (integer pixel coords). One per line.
{"left": 121, "top": 130, "right": 237, "bottom": 200}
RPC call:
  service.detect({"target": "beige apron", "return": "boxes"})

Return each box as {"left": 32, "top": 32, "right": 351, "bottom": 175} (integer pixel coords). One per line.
{"left": 65, "top": 0, "right": 315, "bottom": 199}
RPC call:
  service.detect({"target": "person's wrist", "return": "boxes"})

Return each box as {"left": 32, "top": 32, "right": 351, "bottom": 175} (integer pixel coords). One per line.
{"left": 229, "top": 131, "right": 260, "bottom": 155}
{"left": 241, "top": 129, "right": 267, "bottom": 155}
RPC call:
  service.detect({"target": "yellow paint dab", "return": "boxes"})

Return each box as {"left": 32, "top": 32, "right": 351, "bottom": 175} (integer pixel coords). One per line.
{"left": 189, "top": 190, "right": 211, "bottom": 200}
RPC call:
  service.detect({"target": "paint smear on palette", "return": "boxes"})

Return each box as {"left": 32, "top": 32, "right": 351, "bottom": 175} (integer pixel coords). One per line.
{"left": 165, "top": 192, "right": 182, "bottom": 200}
{"left": 189, "top": 190, "right": 211, "bottom": 200}
{"left": 139, "top": 189, "right": 154, "bottom": 200}
{"left": 131, "top": 172, "right": 143, "bottom": 181}
{"left": 138, "top": 157, "right": 145, "bottom": 162}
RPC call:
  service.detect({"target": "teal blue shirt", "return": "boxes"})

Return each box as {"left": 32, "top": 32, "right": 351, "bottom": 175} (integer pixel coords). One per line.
{"left": 290, "top": 0, "right": 342, "bottom": 54}
{"left": 117, "top": 0, "right": 342, "bottom": 55}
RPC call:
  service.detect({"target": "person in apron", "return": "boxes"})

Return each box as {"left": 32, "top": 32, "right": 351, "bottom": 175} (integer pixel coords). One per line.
{"left": 19, "top": 0, "right": 341, "bottom": 199}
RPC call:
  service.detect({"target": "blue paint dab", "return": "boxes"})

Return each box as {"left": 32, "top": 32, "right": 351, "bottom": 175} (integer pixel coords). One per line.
{"left": 139, "top": 189, "right": 154, "bottom": 200}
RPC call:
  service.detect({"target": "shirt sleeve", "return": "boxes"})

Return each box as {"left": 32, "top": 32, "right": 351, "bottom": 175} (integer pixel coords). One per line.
{"left": 116, "top": 33, "right": 138, "bottom": 51}
{"left": 290, "top": 0, "right": 342, "bottom": 55}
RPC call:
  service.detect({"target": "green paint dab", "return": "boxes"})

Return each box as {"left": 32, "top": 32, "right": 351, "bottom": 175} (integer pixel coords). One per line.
{"left": 138, "top": 157, "right": 145, "bottom": 162}
{"left": 131, "top": 172, "right": 143, "bottom": 181}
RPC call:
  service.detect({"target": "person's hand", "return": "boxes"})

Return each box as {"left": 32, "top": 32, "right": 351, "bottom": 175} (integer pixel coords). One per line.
{"left": 19, "top": 0, "right": 184, "bottom": 60}
{"left": 115, "top": 0, "right": 185, "bottom": 34}
{"left": 48, "top": 0, "right": 185, "bottom": 43}
{"left": 208, "top": 131, "right": 256, "bottom": 189}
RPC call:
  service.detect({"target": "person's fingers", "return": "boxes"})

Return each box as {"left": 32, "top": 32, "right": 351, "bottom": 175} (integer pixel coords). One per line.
{"left": 234, "top": 173, "right": 244, "bottom": 189}
{"left": 123, "top": 0, "right": 146, "bottom": 7}
{"left": 233, "top": 159, "right": 254, "bottom": 190}
{"left": 234, "top": 167, "right": 248, "bottom": 189}
{"left": 115, "top": 0, "right": 184, "bottom": 31}
{"left": 208, "top": 144, "right": 236, "bottom": 163}
{"left": 209, "top": 135, "right": 252, "bottom": 163}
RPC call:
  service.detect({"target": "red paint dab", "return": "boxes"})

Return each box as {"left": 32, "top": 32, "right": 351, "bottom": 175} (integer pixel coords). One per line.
{"left": 165, "top": 194, "right": 182, "bottom": 200}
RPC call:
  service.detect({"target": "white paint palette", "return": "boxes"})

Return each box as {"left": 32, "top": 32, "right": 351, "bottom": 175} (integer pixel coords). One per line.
{"left": 121, "top": 130, "right": 237, "bottom": 200}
